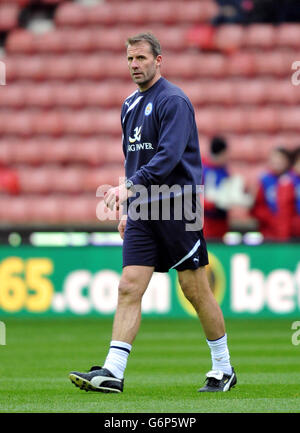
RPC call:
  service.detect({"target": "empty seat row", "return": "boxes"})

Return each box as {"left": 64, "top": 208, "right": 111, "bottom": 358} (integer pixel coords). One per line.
{"left": 6, "top": 24, "right": 300, "bottom": 55}
{"left": 17, "top": 165, "right": 124, "bottom": 193}
{"left": 5, "top": 27, "right": 192, "bottom": 54}
{"left": 55, "top": 1, "right": 218, "bottom": 27}
{"left": 0, "top": 82, "right": 135, "bottom": 108}
{"left": 1, "top": 79, "right": 298, "bottom": 108}
{"left": 195, "top": 107, "right": 300, "bottom": 134}
{"left": 0, "top": 195, "right": 115, "bottom": 224}
{"left": 4, "top": 50, "right": 296, "bottom": 81}
{"left": 0, "top": 107, "right": 299, "bottom": 136}
{"left": 0, "top": 109, "right": 122, "bottom": 136}
{"left": 1, "top": 134, "right": 299, "bottom": 167}
{"left": 0, "top": 137, "right": 123, "bottom": 166}
{"left": 187, "top": 24, "right": 300, "bottom": 52}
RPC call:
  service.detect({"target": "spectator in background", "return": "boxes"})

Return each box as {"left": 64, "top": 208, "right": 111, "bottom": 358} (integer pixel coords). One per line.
{"left": 277, "top": 147, "right": 300, "bottom": 240}
{"left": 0, "top": 165, "right": 20, "bottom": 195}
{"left": 250, "top": 147, "right": 292, "bottom": 240}
{"left": 212, "top": 0, "right": 300, "bottom": 25}
{"left": 202, "top": 136, "right": 230, "bottom": 239}
{"left": 212, "top": 0, "right": 255, "bottom": 25}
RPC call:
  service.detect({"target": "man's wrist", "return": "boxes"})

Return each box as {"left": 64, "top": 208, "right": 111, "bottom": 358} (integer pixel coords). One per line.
{"left": 124, "top": 179, "right": 136, "bottom": 193}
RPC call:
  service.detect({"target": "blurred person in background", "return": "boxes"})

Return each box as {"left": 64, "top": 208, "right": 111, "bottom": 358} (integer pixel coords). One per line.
{"left": 202, "top": 136, "right": 230, "bottom": 239}
{"left": 250, "top": 147, "right": 292, "bottom": 240}
{"left": 276, "top": 147, "right": 300, "bottom": 240}
{"left": 212, "top": 0, "right": 300, "bottom": 25}
{"left": 212, "top": 0, "right": 255, "bottom": 25}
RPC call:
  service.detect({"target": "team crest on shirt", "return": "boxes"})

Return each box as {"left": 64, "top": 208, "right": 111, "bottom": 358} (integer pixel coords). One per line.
{"left": 144, "top": 102, "right": 153, "bottom": 116}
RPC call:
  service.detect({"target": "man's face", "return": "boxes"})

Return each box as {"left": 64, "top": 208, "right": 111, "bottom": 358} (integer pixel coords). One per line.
{"left": 269, "top": 150, "right": 289, "bottom": 175}
{"left": 127, "top": 41, "right": 162, "bottom": 91}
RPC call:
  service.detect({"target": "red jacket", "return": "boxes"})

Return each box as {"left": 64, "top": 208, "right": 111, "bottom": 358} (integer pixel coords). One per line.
{"left": 277, "top": 173, "right": 300, "bottom": 240}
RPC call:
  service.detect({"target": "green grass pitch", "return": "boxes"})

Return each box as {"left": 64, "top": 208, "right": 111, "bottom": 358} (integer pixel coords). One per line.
{"left": 0, "top": 317, "right": 299, "bottom": 413}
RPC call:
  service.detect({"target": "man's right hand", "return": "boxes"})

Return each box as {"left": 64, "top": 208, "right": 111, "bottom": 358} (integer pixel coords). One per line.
{"left": 118, "top": 214, "right": 128, "bottom": 240}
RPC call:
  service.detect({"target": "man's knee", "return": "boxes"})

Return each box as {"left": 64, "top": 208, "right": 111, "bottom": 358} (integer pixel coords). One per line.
{"left": 179, "top": 279, "right": 198, "bottom": 304}
{"left": 178, "top": 268, "right": 208, "bottom": 304}
{"left": 118, "top": 277, "right": 142, "bottom": 301}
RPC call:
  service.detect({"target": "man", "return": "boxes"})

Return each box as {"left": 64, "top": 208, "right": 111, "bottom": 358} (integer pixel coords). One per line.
{"left": 202, "top": 136, "right": 230, "bottom": 239}
{"left": 69, "top": 33, "right": 236, "bottom": 393}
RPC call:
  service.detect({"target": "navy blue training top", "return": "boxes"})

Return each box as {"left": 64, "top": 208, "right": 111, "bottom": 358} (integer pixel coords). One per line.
{"left": 121, "top": 77, "right": 203, "bottom": 190}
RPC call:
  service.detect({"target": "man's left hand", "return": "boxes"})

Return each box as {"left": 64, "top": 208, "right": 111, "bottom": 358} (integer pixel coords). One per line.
{"left": 104, "top": 184, "right": 133, "bottom": 211}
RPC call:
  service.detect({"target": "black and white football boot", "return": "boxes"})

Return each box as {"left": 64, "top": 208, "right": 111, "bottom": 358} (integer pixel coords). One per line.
{"left": 198, "top": 368, "right": 237, "bottom": 392}
{"left": 69, "top": 366, "right": 123, "bottom": 393}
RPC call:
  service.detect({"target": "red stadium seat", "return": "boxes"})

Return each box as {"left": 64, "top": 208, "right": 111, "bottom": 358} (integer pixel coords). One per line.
{"left": 227, "top": 53, "right": 255, "bottom": 77}
{"left": 234, "top": 80, "right": 267, "bottom": 105}
{"left": 0, "top": 3, "right": 19, "bottom": 31}
{"left": 253, "top": 51, "right": 288, "bottom": 77}
{"left": 5, "top": 56, "right": 47, "bottom": 81}
{"left": 0, "top": 84, "right": 25, "bottom": 108}
{"left": 41, "top": 138, "right": 78, "bottom": 164}
{"left": 6, "top": 29, "right": 35, "bottom": 54}
{"left": 33, "top": 111, "right": 64, "bottom": 136}
{"left": 216, "top": 109, "right": 246, "bottom": 134}
{"left": 10, "top": 140, "right": 43, "bottom": 165}
{"left": 205, "top": 81, "right": 234, "bottom": 105}
{"left": 85, "top": 3, "right": 117, "bottom": 26}
{"left": 18, "top": 167, "right": 53, "bottom": 193}
{"left": 0, "top": 111, "right": 34, "bottom": 136}
{"left": 83, "top": 166, "right": 124, "bottom": 192}
{"left": 173, "top": 1, "right": 218, "bottom": 24}
{"left": 70, "top": 138, "right": 107, "bottom": 166}
{"left": 50, "top": 167, "right": 85, "bottom": 193}
{"left": 276, "top": 24, "right": 300, "bottom": 49}
{"left": 278, "top": 108, "right": 300, "bottom": 131}
{"left": 24, "top": 83, "right": 55, "bottom": 108}
{"left": 244, "top": 25, "right": 276, "bottom": 49}
{"left": 28, "top": 196, "right": 62, "bottom": 224}
{"left": 264, "top": 80, "right": 299, "bottom": 105}
{"left": 102, "top": 143, "right": 125, "bottom": 166}
{"left": 51, "top": 83, "right": 84, "bottom": 108}
{"left": 60, "top": 196, "right": 98, "bottom": 223}
{"left": 143, "top": 2, "right": 177, "bottom": 25}
{"left": 0, "top": 197, "right": 30, "bottom": 223}
{"left": 214, "top": 25, "right": 244, "bottom": 53}
{"left": 55, "top": 1, "right": 87, "bottom": 27}
{"left": 44, "top": 56, "right": 76, "bottom": 81}
{"left": 244, "top": 107, "right": 279, "bottom": 133}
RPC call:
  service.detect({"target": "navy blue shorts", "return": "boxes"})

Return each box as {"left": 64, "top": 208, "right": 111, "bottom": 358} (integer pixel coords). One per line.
{"left": 123, "top": 214, "right": 209, "bottom": 273}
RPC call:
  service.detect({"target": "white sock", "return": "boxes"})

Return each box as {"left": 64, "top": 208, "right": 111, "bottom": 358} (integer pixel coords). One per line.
{"left": 103, "top": 340, "right": 132, "bottom": 379}
{"left": 206, "top": 333, "right": 232, "bottom": 376}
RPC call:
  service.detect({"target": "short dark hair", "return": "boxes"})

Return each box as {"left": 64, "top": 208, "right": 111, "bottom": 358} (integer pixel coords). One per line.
{"left": 126, "top": 32, "right": 162, "bottom": 58}
{"left": 210, "top": 136, "right": 227, "bottom": 155}
{"left": 292, "top": 146, "right": 300, "bottom": 164}
{"left": 273, "top": 146, "right": 292, "bottom": 161}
